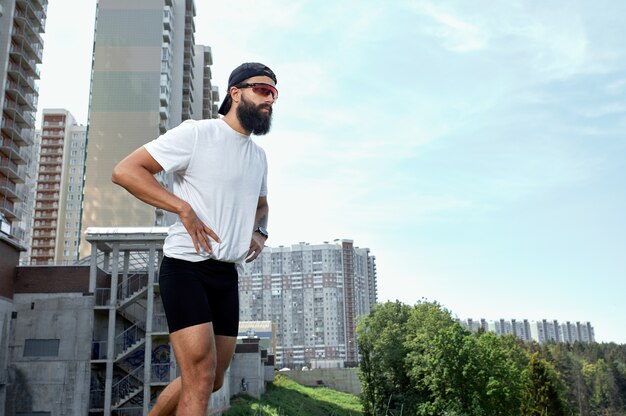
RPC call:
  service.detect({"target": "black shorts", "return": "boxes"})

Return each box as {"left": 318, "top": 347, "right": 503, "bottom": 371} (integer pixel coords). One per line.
{"left": 158, "top": 256, "right": 239, "bottom": 336}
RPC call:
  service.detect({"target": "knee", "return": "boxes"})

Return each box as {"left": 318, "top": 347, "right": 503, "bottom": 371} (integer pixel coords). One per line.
{"left": 186, "top": 356, "right": 216, "bottom": 392}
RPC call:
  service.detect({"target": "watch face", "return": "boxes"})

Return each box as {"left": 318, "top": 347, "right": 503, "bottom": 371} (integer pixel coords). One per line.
{"left": 256, "top": 227, "right": 268, "bottom": 237}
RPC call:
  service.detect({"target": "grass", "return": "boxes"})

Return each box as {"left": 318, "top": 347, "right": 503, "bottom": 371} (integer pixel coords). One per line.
{"left": 224, "top": 374, "right": 364, "bottom": 416}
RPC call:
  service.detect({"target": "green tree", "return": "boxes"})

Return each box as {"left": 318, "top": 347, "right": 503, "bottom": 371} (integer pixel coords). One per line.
{"left": 522, "top": 352, "right": 566, "bottom": 415}
{"left": 404, "top": 302, "right": 528, "bottom": 415}
{"left": 357, "top": 301, "right": 415, "bottom": 416}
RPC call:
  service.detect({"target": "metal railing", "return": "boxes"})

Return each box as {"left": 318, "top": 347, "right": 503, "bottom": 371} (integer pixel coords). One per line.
{"left": 117, "top": 273, "right": 149, "bottom": 303}
{"left": 112, "top": 364, "right": 144, "bottom": 405}
{"left": 119, "top": 302, "right": 147, "bottom": 330}
{"left": 113, "top": 408, "right": 143, "bottom": 416}
{"left": 115, "top": 324, "right": 144, "bottom": 358}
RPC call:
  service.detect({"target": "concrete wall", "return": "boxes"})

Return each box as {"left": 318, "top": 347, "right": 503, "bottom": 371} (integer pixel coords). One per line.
{"left": 0, "top": 298, "right": 13, "bottom": 413}
{"left": 282, "top": 368, "right": 362, "bottom": 396}
{"left": 5, "top": 293, "right": 94, "bottom": 416}
{"left": 0, "top": 233, "right": 25, "bottom": 412}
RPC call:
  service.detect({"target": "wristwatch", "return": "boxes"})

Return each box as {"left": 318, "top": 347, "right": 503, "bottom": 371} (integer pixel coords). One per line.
{"left": 254, "top": 226, "right": 269, "bottom": 238}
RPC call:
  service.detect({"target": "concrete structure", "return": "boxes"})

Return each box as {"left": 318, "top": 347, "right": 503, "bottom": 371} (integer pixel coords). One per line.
{"left": 240, "top": 239, "right": 378, "bottom": 368}
{"left": 0, "top": 214, "right": 25, "bottom": 412}
{"left": 561, "top": 320, "right": 595, "bottom": 344}
{"left": 238, "top": 320, "right": 276, "bottom": 356}
{"left": 461, "top": 317, "right": 595, "bottom": 344}
{"left": 28, "top": 109, "right": 87, "bottom": 265}
{"left": 229, "top": 337, "right": 275, "bottom": 400}
{"left": 0, "top": 0, "right": 48, "bottom": 246}
{"left": 80, "top": 0, "right": 219, "bottom": 257}
{"left": 86, "top": 227, "right": 171, "bottom": 415}
{"left": 281, "top": 368, "right": 361, "bottom": 395}
{"left": 6, "top": 266, "right": 93, "bottom": 416}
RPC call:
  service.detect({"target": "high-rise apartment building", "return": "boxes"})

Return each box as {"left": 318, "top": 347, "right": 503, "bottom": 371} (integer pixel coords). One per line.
{"left": 0, "top": 0, "right": 47, "bottom": 245}
{"left": 461, "top": 317, "right": 595, "bottom": 344}
{"left": 80, "top": 0, "right": 219, "bottom": 256}
{"left": 17, "top": 128, "right": 40, "bottom": 264}
{"left": 240, "top": 239, "right": 378, "bottom": 368}
{"left": 28, "top": 109, "right": 86, "bottom": 265}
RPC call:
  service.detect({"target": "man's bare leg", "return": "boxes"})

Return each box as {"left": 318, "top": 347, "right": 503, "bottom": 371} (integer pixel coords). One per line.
{"left": 149, "top": 333, "right": 237, "bottom": 415}
{"left": 211, "top": 335, "right": 237, "bottom": 392}
{"left": 169, "top": 323, "right": 215, "bottom": 415}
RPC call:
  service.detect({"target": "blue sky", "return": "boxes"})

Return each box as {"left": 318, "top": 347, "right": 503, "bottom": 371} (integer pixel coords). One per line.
{"left": 37, "top": 1, "right": 626, "bottom": 343}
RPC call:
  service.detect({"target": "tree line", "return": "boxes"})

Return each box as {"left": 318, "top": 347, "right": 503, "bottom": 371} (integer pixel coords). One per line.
{"left": 356, "top": 301, "right": 626, "bottom": 415}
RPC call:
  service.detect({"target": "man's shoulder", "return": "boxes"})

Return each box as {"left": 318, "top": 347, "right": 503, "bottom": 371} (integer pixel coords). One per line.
{"left": 192, "top": 118, "right": 223, "bottom": 130}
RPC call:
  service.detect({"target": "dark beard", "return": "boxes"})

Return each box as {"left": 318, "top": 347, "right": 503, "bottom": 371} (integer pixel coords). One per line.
{"left": 237, "top": 94, "right": 273, "bottom": 135}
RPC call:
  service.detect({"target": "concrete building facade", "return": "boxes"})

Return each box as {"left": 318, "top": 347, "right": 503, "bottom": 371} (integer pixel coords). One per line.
{"left": 239, "top": 239, "right": 378, "bottom": 368}
{"left": 0, "top": 0, "right": 48, "bottom": 246}
{"left": 80, "top": 0, "right": 219, "bottom": 257}
{"left": 17, "top": 128, "right": 40, "bottom": 264}
{"left": 28, "top": 109, "right": 86, "bottom": 265}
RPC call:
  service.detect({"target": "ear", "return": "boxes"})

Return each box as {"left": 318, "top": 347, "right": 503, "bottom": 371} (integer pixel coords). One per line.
{"left": 230, "top": 86, "right": 241, "bottom": 105}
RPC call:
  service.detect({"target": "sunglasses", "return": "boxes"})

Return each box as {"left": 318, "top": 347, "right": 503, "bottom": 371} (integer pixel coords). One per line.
{"left": 234, "top": 83, "right": 278, "bottom": 101}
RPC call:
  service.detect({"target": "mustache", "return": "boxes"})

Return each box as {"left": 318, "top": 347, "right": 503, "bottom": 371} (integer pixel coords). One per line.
{"left": 258, "top": 104, "right": 272, "bottom": 114}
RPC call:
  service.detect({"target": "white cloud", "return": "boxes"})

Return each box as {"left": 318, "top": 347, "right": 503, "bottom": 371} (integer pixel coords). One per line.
{"left": 409, "top": 1, "right": 488, "bottom": 52}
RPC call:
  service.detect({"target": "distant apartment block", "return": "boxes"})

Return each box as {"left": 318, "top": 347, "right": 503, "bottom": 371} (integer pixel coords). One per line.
{"left": 80, "top": 0, "right": 219, "bottom": 257}
{"left": 240, "top": 239, "right": 378, "bottom": 368}
{"left": 0, "top": 0, "right": 48, "bottom": 246}
{"left": 460, "top": 318, "right": 595, "bottom": 344}
{"left": 27, "top": 109, "right": 86, "bottom": 265}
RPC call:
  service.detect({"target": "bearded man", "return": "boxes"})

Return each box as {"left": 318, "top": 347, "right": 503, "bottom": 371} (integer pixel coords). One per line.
{"left": 112, "top": 62, "right": 278, "bottom": 415}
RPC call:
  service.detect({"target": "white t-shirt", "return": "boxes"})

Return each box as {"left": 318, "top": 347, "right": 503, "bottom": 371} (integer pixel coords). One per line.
{"left": 144, "top": 119, "right": 267, "bottom": 269}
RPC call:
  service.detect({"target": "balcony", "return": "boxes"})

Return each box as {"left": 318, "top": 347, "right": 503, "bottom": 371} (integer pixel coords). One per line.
{"left": 8, "top": 34, "right": 43, "bottom": 64}
{"left": 7, "top": 60, "right": 39, "bottom": 92}
{"left": 39, "top": 158, "right": 62, "bottom": 166}
{"left": 33, "top": 221, "right": 56, "bottom": 230}
{"left": 159, "top": 106, "right": 168, "bottom": 120}
{"left": 0, "top": 136, "right": 28, "bottom": 165}
{"left": 32, "top": 240, "right": 55, "bottom": 248}
{"left": 0, "top": 197, "right": 21, "bottom": 220}
{"left": 11, "top": 24, "right": 44, "bottom": 57}
{"left": 14, "top": 3, "right": 46, "bottom": 35}
{"left": 5, "top": 78, "right": 37, "bottom": 111}
{"left": 0, "top": 155, "right": 24, "bottom": 181}
{"left": 1, "top": 116, "right": 32, "bottom": 146}
{"left": 38, "top": 165, "right": 61, "bottom": 174}
{"left": 3, "top": 99, "right": 35, "bottom": 128}
{"left": 34, "top": 211, "right": 58, "bottom": 219}
{"left": 0, "top": 177, "right": 26, "bottom": 201}
{"left": 41, "top": 139, "right": 64, "bottom": 147}
{"left": 163, "top": 12, "right": 171, "bottom": 30}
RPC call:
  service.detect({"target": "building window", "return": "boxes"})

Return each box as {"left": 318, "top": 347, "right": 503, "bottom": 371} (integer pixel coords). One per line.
{"left": 16, "top": 413, "right": 52, "bottom": 416}
{"left": 23, "top": 339, "right": 60, "bottom": 357}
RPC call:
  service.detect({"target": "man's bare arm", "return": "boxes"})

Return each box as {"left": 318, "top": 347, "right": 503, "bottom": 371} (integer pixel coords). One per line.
{"left": 111, "top": 147, "right": 220, "bottom": 253}
{"left": 246, "top": 196, "right": 269, "bottom": 263}
{"left": 254, "top": 196, "right": 269, "bottom": 229}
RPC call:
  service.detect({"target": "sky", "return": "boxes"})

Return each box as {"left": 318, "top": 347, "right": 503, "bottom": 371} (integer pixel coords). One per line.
{"left": 36, "top": 1, "right": 626, "bottom": 343}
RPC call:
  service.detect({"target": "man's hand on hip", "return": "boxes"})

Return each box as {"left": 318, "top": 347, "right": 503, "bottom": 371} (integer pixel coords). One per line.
{"left": 246, "top": 232, "right": 267, "bottom": 263}
{"left": 178, "top": 202, "right": 221, "bottom": 254}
